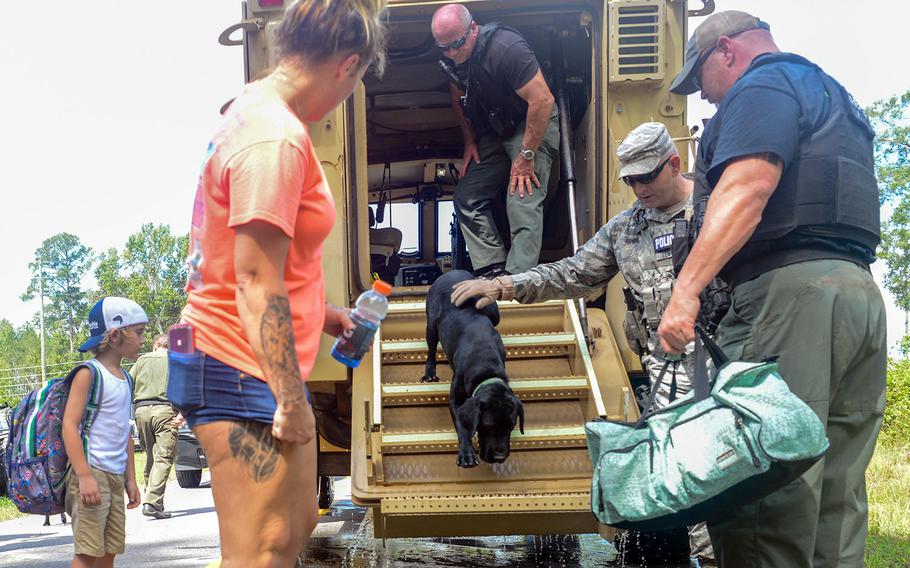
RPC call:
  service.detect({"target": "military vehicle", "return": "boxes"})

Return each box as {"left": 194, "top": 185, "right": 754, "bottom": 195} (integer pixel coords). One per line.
{"left": 216, "top": 0, "right": 711, "bottom": 538}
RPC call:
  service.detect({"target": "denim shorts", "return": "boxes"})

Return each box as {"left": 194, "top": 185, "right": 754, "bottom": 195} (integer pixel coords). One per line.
{"left": 166, "top": 351, "right": 309, "bottom": 429}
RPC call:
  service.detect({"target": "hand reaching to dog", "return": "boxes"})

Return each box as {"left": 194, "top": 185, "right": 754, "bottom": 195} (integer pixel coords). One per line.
{"left": 451, "top": 277, "right": 510, "bottom": 309}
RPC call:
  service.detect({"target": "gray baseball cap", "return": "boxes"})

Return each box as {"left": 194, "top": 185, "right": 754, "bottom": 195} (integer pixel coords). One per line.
{"left": 616, "top": 122, "right": 677, "bottom": 177}
{"left": 670, "top": 10, "right": 771, "bottom": 95}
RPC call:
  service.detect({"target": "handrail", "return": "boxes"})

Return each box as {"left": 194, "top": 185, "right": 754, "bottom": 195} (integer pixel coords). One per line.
{"left": 550, "top": 32, "right": 591, "bottom": 346}
{"left": 347, "top": 96, "right": 373, "bottom": 296}
{"left": 371, "top": 328, "right": 383, "bottom": 429}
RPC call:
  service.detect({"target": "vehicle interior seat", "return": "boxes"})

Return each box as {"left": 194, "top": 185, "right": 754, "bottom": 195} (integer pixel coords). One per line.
{"left": 369, "top": 206, "right": 403, "bottom": 283}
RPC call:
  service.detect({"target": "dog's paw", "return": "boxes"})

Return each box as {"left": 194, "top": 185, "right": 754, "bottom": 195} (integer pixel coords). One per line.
{"left": 457, "top": 449, "right": 479, "bottom": 468}
{"left": 420, "top": 375, "right": 440, "bottom": 383}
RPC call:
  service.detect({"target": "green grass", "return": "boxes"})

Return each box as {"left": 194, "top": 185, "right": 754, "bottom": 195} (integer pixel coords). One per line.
{"left": 0, "top": 495, "right": 21, "bottom": 522}
{"left": 865, "top": 442, "right": 910, "bottom": 567}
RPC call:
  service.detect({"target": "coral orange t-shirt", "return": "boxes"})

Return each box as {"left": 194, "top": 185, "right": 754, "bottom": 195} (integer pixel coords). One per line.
{"left": 182, "top": 83, "right": 336, "bottom": 383}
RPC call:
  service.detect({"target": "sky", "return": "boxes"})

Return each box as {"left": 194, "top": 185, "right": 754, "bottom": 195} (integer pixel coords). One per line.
{"left": 0, "top": 1, "right": 906, "bottom": 351}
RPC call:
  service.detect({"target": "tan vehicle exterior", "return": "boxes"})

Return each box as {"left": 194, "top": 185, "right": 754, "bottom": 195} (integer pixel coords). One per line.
{"left": 222, "top": 0, "right": 705, "bottom": 539}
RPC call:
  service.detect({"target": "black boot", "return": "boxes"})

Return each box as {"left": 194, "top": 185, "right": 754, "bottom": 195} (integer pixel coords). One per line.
{"left": 142, "top": 503, "right": 172, "bottom": 519}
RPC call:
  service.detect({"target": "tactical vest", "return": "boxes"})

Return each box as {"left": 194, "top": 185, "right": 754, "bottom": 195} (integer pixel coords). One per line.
{"left": 695, "top": 53, "right": 879, "bottom": 281}
{"left": 624, "top": 202, "right": 693, "bottom": 355}
{"left": 456, "top": 23, "right": 531, "bottom": 138}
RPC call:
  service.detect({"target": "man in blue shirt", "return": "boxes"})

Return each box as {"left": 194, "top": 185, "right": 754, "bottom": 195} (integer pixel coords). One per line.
{"left": 658, "top": 11, "right": 886, "bottom": 568}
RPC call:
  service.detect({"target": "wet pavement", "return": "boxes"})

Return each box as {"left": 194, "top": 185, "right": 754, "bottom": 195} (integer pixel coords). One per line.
{"left": 303, "top": 478, "right": 695, "bottom": 568}
{"left": 1, "top": 476, "right": 696, "bottom": 567}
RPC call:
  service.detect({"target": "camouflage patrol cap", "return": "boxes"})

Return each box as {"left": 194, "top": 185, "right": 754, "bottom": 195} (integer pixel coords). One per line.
{"left": 616, "top": 122, "right": 677, "bottom": 177}
{"left": 670, "top": 10, "right": 771, "bottom": 95}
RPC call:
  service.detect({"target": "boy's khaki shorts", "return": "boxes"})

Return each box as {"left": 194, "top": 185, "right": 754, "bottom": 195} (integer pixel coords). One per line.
{"left": 65, "top": 467, "right": 126, "bottom": 557}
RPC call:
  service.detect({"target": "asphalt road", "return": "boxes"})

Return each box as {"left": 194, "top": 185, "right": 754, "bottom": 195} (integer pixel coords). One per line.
{"left": 2, "top": 477, "right": 694, "bottom": 567}
{"left": 0, "top": 473, "right": 220, "bottom": 567}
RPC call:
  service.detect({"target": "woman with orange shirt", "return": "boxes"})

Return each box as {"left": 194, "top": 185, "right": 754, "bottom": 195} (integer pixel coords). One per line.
{"left": 167, "top": 2, "right": 388, "bottom": 565}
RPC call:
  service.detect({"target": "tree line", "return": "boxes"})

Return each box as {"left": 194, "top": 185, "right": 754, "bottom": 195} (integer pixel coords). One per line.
{"left": 0, "top": 223, "right": 187, "bottom": 405}
{"left": 868, "top": 90, "right": 910, "bottom": 348}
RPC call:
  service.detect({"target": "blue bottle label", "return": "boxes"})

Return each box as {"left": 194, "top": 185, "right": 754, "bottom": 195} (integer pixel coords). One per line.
{"left": 332, "top": 311, "right": 379, "bottom": 365}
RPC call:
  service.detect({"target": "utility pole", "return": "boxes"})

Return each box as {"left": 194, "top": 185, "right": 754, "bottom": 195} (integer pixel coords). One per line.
{"left": 39, "top": 254, "right": 47, "bottom": 383}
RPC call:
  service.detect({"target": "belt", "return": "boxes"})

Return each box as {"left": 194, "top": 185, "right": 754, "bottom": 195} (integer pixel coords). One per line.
{"left": 134, "top": 399, "right": 173, "bottom": 409}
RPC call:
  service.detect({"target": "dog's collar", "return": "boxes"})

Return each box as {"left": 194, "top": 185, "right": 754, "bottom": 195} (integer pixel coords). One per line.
{"left": 472, "top": 377, "right": 507, "bottom": 398}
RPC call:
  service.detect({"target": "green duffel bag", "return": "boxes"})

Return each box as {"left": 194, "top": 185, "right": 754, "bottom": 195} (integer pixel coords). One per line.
{"left": 585, "top": 327, "right": 829, "bottom": 531}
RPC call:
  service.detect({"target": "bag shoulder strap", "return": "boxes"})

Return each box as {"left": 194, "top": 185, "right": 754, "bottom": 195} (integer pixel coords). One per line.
{"left": 635, "top": 360, "right": 672, "bottom": 428}
{"left": 122, "top": 368, "right": 135, "bottom": 397}
{"left": 75, "top": 360, "right": 103, "bottom": 440}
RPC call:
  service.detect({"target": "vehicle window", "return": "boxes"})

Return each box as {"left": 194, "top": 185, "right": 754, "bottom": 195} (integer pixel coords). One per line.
{"left": 436, "top": 201, "right": 455, "bottom": 255}
{"left": 370, "top": 202, "right": 421, "bottom": 256}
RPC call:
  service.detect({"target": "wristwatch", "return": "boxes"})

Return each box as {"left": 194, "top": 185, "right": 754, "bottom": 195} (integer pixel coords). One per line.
{"left": 519, "top": 148, "right": 536, "bottom": 161}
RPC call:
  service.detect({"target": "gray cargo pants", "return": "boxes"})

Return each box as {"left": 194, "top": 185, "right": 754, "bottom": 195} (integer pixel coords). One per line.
{"left": 135, "top": 403, "right": 179, "bottom": 509}
{"left": 454, "top": 109, "right": 560, "bottom": 274}
{"left": 708, "top": 259, "right": 887, "bottom": 568}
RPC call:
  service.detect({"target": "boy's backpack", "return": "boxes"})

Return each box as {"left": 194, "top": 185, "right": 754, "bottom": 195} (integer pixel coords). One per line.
{"left": 2, "top": 360, "right": 133, "bottom": 515}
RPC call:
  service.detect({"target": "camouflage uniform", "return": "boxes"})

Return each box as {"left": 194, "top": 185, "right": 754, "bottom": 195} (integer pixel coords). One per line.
{"left": 505, "top": 197, "right": 694, "bottom": 405}
{"left": 501, "top": 122, "right": 713, "bottom": 564}
{"left": 504, "top": 122, "right": 695, "bottom": 405}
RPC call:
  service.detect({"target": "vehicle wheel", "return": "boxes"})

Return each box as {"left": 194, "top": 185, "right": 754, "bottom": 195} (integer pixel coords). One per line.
{"left": 176, "top": 469, "right": 202, "bottom": 488}
{"left": 317, "top": 475, "right": 334, "bottom": 509}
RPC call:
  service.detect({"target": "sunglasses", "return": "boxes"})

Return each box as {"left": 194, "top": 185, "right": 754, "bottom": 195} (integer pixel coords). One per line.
{"left": 622, "top": 157, "right": 670, "bottom": 187}
{"left": 691, "top": 43, "right": 718, "bottom": 92}
{"left": 436, "top": 23, "right": 472, "bottom": 52}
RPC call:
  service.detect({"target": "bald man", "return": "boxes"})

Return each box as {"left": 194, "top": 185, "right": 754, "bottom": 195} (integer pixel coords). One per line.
{"left": 659, "top": 11, "right": 885, "bottom": 568}
{"left": 432, "top": 4, "right": 559, "bottom": 278}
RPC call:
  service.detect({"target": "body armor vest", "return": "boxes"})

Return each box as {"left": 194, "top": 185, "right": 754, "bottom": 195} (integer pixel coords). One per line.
{"left": 624, "top": 203, "right": 693, "bottom": 356}
{"left": 696, "top": 54, "right": 879, "bottom": 278}
{"left": 456, "top": 23, "right": 531, "bottom": 138}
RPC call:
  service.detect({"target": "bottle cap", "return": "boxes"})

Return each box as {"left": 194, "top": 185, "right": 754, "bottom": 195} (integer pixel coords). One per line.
{"left": 372, "top": 279, "right": 392, "bottom": 296}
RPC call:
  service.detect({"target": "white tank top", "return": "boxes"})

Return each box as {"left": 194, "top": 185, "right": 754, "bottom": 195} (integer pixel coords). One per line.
{"left": 86, "top": 360, "right": 131, "bottom": 475}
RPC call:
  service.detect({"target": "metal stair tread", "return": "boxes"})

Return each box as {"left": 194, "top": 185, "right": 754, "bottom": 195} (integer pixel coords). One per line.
{"left": 382, "top": 425, "right": 586, "bottom": 445}
{"left": 381, "top": 332, "right": 577, "bottom": 353}
{"left": 381, "top": 376, "right": 589, "bottom": 396}
{"left": 386, "top": 299, "right": 565, "bottom": 314}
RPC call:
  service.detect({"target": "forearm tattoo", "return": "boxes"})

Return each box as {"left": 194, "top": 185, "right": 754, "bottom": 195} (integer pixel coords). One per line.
{"left": 260, "top": 293, "right": 305, "bottom": 408}
{"left": 229, "top": 422, "right": 282, "bottom": 482}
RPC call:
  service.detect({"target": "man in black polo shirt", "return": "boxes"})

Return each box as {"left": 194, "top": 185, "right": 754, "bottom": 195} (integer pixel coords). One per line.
{"left": 658, "top": 11, "right": 886, "bottom": 568}
{"left": 431, "top": 3, "right": 559, "bottom": 277}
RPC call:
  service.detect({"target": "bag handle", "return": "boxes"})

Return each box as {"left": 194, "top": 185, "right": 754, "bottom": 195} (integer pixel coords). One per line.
{"left": 635, "top": 326, "right": 729, "bottom": 426}
{"left": 693, "top": 324, "right": 729, "bottom": 402}
{"left": 634, "top": 360, "right": 678, "bottom": 428}
{"left": 695, "top": 325, "right": 728, "bottom": 367}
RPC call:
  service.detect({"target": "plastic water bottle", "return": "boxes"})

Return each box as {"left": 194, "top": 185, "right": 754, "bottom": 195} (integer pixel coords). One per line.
{"left": 331, "top": 280, "right": 392, "bottom": 368}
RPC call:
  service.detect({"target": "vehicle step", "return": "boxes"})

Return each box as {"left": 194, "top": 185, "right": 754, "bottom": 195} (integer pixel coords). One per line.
{"left": 380, "top": 376, "right": 590, "bottom": 406}
{"left": 382, "top": 332, "right": 575, "bottom": 352}
{"left": 380, "top": 491, "right": 591, "bottom": 514}
{"left": 386, "top": 299, "right": 565, "bottom": 314}
{"left": 379, "top": 448, "right": 593, "bottom": 485}
{"left": 381, "top": 426, "right": 587, "bottom": 454}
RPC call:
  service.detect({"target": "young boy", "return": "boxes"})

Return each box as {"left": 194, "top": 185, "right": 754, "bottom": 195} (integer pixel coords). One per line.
{"left": 62, "top": 297, "right": 147, "bottom": 568}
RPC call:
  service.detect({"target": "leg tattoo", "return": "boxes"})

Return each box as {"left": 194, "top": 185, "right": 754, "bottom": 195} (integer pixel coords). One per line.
{"left": 228, "top": 422, "right": 282, "bottom": 482}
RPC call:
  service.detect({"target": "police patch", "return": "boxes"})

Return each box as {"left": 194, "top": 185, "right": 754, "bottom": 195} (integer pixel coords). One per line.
{"left": 653, "top": 233, "right": 674, "bottom": 253}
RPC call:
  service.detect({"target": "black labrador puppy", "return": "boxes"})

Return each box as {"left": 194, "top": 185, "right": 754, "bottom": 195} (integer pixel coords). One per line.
{"left": 422, "top": 270, "right": 524, "bottom": 468}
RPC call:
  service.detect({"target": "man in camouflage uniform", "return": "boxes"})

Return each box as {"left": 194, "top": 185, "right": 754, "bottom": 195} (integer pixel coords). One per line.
{"left": 451, "top": 121, "right": 714, "bottom": 565}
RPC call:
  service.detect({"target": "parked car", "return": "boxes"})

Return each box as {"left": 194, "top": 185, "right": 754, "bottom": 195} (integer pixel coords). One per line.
{"left": 175, "top": 424, "right": 207, "bottom": 488}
